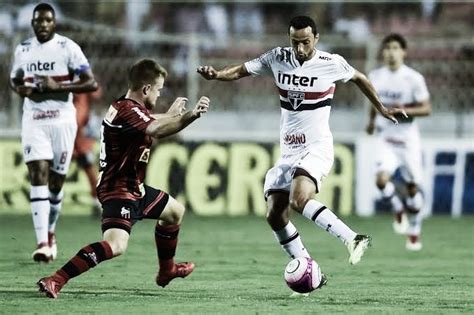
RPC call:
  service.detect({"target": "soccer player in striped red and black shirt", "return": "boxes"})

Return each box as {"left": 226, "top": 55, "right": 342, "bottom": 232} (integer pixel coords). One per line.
{"left": 37, "top": 58, "right": 210, "bottom": 298}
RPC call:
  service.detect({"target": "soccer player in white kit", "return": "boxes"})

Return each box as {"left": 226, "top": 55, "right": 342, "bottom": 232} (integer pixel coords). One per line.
{"left": 9, "top": 3, "right": 98, "bottom": 262}
{"left": 366, "top": 34, "right": 431, "bottom": 251}
{"left": 198, "top": 16, "right": 406, "bottom": 285}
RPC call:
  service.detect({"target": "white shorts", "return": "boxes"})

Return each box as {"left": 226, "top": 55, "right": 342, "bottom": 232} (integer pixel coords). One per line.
{"left": 264, "top": 144, "right": 334, "bottom": 197}
{"left": 21, "top": 121, "right": 77, "bottom": 175}
{"left": 375, "top": 137, "right": 423, "bottom": 184}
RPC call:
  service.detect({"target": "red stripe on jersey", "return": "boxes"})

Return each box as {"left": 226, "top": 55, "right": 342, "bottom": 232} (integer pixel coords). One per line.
{"left": 143, "top": 191, "right": 165, "bottom": 216}
{"left": 24, "top": 74, "right": 73, "bottom": 83}
{"left": 277, "top": 86, "right": 335, "bottom": 100}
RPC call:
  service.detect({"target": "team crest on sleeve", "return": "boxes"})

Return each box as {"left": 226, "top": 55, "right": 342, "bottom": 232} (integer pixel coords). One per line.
{"left": 288, "top": 91, "right": 305, "bottom": 109}
{"left": 104, "top": 106, "right": 118, "bottom": 123}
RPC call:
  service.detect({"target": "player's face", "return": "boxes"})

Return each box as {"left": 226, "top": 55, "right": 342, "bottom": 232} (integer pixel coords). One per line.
{"left": 32, "top": 10, "right": 56, "bottom": 43}
{"left": 289, "top": 26, "right": 318, "bottom": 62}
{"left": 382, "top": 41, "right": 406, "bottom": 68}
{"left": 144, "top": 76, "right": 165, "bottom": 110}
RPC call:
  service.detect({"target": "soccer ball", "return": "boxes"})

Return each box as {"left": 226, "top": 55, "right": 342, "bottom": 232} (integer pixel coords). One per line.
{"left": 284, "top": 257, "right": 323, "bottom": 293}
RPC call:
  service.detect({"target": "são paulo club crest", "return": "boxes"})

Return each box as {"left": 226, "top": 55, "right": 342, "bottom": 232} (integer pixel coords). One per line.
{"left": 287, "top": 91, "right": 305, "bottom": 109}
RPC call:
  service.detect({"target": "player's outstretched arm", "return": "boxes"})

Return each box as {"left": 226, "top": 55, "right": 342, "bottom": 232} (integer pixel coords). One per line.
{"left": 366, "top": 107, "right": 377, "bottom": 135}
{"left": 35, "top": 69, "right": 98, "bottom": 94}
{"left": 197, "top": 64, "right": 250, "bottom": 81}
{"left": 146, "top": 96, "right": 210, "bottom": 139}
{"left": 151, "top": 97, "right": 188, "bottom": 119}
{"left": 350, "top": 70, "right": 407, "bottom": 124}
{"left": 400, "top": 99, "right": 432, "bottom": 117}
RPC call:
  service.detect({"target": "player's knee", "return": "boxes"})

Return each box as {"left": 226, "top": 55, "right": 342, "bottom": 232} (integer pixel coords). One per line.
{"left": 376, "top": 174, "right": 389, "bottom": 190}
{"left": 108, "top": 238, "right": 128, "bottom": 256}
{"left": 288, "top": 195, "right": 309, "bottom": 213}
{"left": 49, "top": 173, "right": 65, "bottom": 193}
{"left": 265, "top": 207, "right": 288, "bottom": 230}
{"left": 169, "top": 202, "right": 186, "bottom": 225}
{"left": 29, "top": 169, "right": 49, "bottom": 185}
{"left": 406, "top": 183, "right": 418, "bottom": 197}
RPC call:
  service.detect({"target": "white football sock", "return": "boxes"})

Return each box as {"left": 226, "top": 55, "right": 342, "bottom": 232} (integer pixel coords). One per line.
{"left": 30, "top": 185, "right": 50, "bottom": 245}
{"left": 273, "top": 221, "right": 310, "bottom": 259}
{"left": 48, "top": 189, "right": 64, "bottom": 233}
{"left": 302, "top": 199, "right": 357, "bottom": 246}
{"left": 380, "top": 182, "right": 404, "bottom": 213}
{"left": 406, "top": 192, "right": 424, "bottom": 236}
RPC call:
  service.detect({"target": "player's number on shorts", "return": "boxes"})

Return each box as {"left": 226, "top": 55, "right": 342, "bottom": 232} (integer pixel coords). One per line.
{"left": 59, "top": 151, "right": 68, "bottom": 165}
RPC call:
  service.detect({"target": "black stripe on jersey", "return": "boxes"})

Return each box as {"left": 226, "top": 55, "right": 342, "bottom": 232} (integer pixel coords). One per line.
{"left": 280, "top": 98, "right": 331, "bottom": 111}
{"left": 30, "top": 197, "right": 49, "bottom": 202}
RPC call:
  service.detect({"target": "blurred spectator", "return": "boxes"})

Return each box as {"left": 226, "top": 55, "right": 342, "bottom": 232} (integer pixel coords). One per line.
{"left": 126, "top": 0, "right": 150, "bottom": 47}
{"left": 204, "top": 2, "right": 229, "bottom": 45}
{"left": 232, "top": 3, "right": 264, "bottom": 36}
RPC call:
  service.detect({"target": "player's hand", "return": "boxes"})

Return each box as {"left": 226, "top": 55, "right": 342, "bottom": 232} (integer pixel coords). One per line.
{"left": 366, "top": 121, "right": 375, "bottom": 135}
{"left": 167, "top": 97, "right": 188, "bottom": 116}
{"left": 192, "top": 96, "right": 210, "bottom": 118}
{"left": 197, "top": 66, "right": 218, "bottom": 80}
{"left": 35, "top": 75, "right": 60, "bottom": 92}
{"left": 381, "top": 107, "right": 408, "bottom": 124}
{"left": 15, "top": 85, "right": 34, "bottom": 97}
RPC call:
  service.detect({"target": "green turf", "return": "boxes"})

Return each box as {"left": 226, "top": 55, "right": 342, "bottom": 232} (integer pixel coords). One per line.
{"left": 0, "top": 214, "right": 473, "bottom": 314}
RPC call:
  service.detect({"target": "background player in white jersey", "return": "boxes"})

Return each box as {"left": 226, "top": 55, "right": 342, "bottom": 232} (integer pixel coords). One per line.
{"left": 9, "top": 3, "right": 98, "bottom": 262}
{"left": 366, "top": 34, "right": 432, "bottom": 251}
{"left": 198, "top": 16, "right": 406, "bottom": 281}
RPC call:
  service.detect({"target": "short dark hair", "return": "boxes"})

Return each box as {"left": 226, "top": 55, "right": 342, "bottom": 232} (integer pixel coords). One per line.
{"left": 33, "top": 3, "right": 55, "bottom": 18}
{"left": 381, "top": 33, "right": 407, "bottom": 50}
{"left": 288, "top": 16, "right": 318, "bottom": 36}
{"left": 128, "top": 59, "right": 168, "bottom": 91}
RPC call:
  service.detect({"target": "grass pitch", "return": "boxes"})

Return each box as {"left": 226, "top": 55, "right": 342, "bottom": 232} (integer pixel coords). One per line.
{"left": 0, "top": 213, "right": 473, "bottom": 314}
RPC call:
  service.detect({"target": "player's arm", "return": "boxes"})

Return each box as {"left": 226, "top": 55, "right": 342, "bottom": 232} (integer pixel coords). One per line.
{"left": 401, "top": 99, "right": 432, "bottom": 117}
{"left": 197, "top": 64, "right": 250, "bottom": 81}
{"left": 366, "top": 106, "right": 377, "bottom": 135}
{"left": 146, "top": 96, "right": 210, "bottom": 139}
{"left": 150, "top": 97, "right": 188, "bottom": 119}
{"left": 350, "top": 70, "right": 407, "bottom": 124}
{"left": 35, "top": 68, "right": 98, "bottom": 94}
{"left": 9, "top": 78, "right": 35, "bottom": 98}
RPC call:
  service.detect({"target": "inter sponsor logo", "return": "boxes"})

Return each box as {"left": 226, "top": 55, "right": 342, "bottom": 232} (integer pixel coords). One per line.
{"left": 26, "top": 61, "right": 56, "bottom": 72}
{"left": 277, "top": 71, "right": 318, "bottom": 87}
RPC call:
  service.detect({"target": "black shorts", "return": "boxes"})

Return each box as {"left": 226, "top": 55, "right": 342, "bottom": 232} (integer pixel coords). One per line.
{"left": 101, "top": 185, "right": 170, "bottom": 234}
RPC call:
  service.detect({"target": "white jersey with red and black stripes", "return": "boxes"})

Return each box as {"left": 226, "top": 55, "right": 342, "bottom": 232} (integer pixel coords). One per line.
{"left": 244, "top": 47, "right": 355, "bottom": 154}
{"left": 10, "top": 33, "right": 91, "bottom": 125}
{"left": 369, "top": 65, "right": 430, "bottom": 143}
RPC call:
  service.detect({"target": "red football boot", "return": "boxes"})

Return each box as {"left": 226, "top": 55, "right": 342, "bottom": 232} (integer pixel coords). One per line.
{"left": 156, "top": 262, "right": 195, "bottom": 288}
{"left": 37, "top": 275, "right": 65, "bottom": 299}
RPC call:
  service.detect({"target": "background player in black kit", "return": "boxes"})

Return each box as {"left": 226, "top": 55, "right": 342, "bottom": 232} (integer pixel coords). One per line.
{"left": 37, "top": 59, "right": 210, "bottom": 298}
